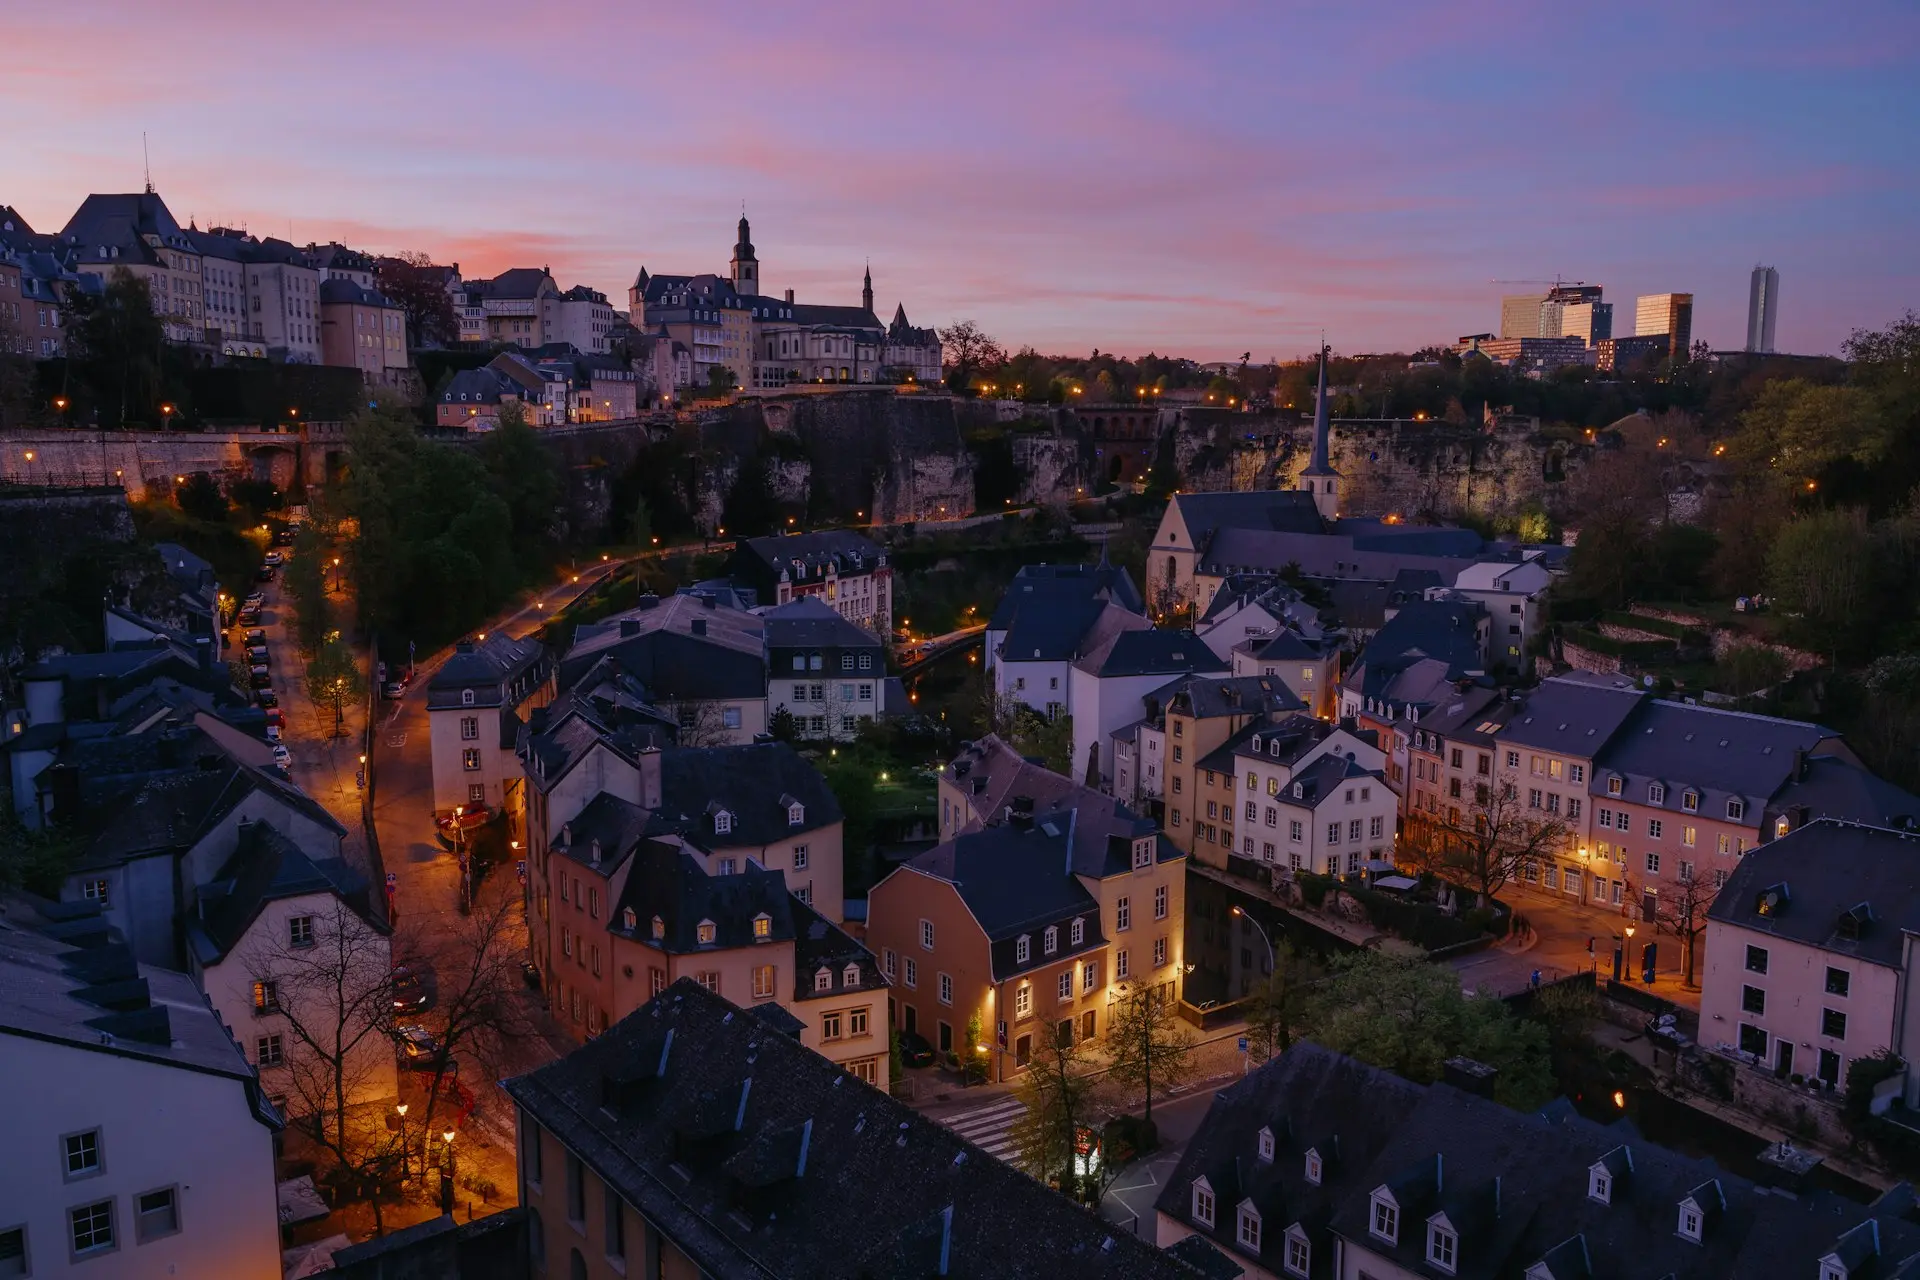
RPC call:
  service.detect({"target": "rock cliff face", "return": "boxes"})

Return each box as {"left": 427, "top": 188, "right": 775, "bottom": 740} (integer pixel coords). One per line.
{"left": 520, "top": 395, "right": 1579, "bottom": 540}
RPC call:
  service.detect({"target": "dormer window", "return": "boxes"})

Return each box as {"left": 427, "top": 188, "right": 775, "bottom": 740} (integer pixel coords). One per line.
{"left": 814, "top": 967, "right": 832, "bottom": 993}
{"left": 1133, "top": 838, "right": 1154, "bottom": 870}
{"left": 1726, "top": 798, "right": 1745, "bottom": 821}
{"left": 622, "top": 907, "right": 637, "bottom": 932}
{"left": 651, "top": 915, "right": 665, "bottom": 940}
{"left": 462, "top": 688, "right": 476, "bottom": 706}
{"left": 1776, "top": 815, "right": 1792, "bottom": 837}
{"left": 1251, "top": 734, "right": 1263, "bottom": 753}
{"left": 1304, "top": 1149, "right": 1323, "bottom": 1184}
{"left": 1292, "top": 782, "right": 1303, "bottom": 799}
{"left": 1070, "top": 917, "right": 1085, "bottom": 946}
{"left": 1679, "top": 1204, "right": 1702, "bottom": 1242}
{"left": 1589, "top": 1168, "right": 1611, "bottom": 1203}
{"left": 1427, "top": 1219, "right": 1458, "bottom": 1273}
{"left": 1043, "top": 926, "right": 1058, "bottom": 955}
{"left": 1237, "top": 1203, "right": 1262, "bottom": 1253}
{"left": 1191, "top": 1179, "right": 1215, "bottom": 1228}
{"left": 842, "top": 963, "right": 860, "bottom": 987}
{"left": 1016, "top": 935, "right": 1031, "bottom": 964}
{"left": 788, "top": 802, "right": 805, "bottom": 826}
{"left": 1284, "top": 1228, "right": 1310, "bottom": 1276}
{"left": 752, "top": 913, "right": 772, "bottom": 941}
{"left": 1370, "top": 1192, "right": 1398, "bottom": 1244}
{"left": 1257, "top": 1127, "right": 1275, "bottom": 1162}
{"left": 697, "top": 919, "right": 716, "bottom": 945}
{"left": 714, "top": 810, "right": 733, "bottom": 835}
{"left": 1822, "top": 1262, "right": 1849, "bottom": 1280}
{"left": 1682, "top": 789, "right": 1699, "bottom": 813}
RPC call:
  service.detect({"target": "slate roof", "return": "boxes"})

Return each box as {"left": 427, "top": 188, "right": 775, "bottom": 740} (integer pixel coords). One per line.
{"left": 189, "top": 821, "right": 380, "bottom": 964}
{"left": 1769, "top": 756, "right": 1920, "bottom": 834}
{"left": 318, "top": 278, "right": 398, "bottom": 309}
{"left": 1162, "top": 1041, "right": 1920, "bottom": 1280}
{"left": 59, "top": 191, "right": 196, "bottom": 262}
{"left": 1358, "top": 599, "right": 1486, "bottom": 677}
{"left": 764, "top": 597, "right": 883, "bottom": 650}
{"left": 551, "top": 791, "right": 653, "bottom": 870}
{"left": 1197, "top": 525, "right": 1486, "bottom": 586}
{"left": 606, "top": 839, "right": 798, "bottom": 953}
{"left": 735, "top": 530, "right": 887, "bottom": 588}
{"left": 441, "top": 367, "right": 516, "bottom": 405}
{"left": 1075, "top": 628, "right": 1227, "bottom": 679}
{"left": 0, "top": 896, "right": 281, "bottom": 1120}
{"left": 1169, "top": 490, "right": 1325, "bottom": 545}
{"left": 503, "top": 980, "right": 1196, "bottom": 1280}
{"left": 562, "top": 594, "right": 766, "bottom": 698}
{"left": 519, "top": 686, "right": 677, "bottom": 795}
{"left": 1499, "top": 672, "right": 1646, "bottom": 757}
{"left": 1591, "top": 700, "right": 1841, "bottom": 820}
{"left": 427, "top": 633, "right": 549, "bottom": 709}
{"left": 1411, "top": 685, "right": 1511, "bottom": 748}
{"left": 790, "top": 897, "right": 887, "bottom": 1002}
{"left": 988, "top": 560, "right": 1145, "bottom": 632}
{"left": 791, "top": 302, "right": 883, "bottom": 331}
{"left": 1707, "top": 820, "right": 1920, "bottom": 970}
{"left": 1166, "top": 674, "right": 1305, "bottom": 721}
{"left": 1001, "top": 595, "right": 1151, "bottom": 666}
{"left": 905, "top": 817, "right": 1109, "bottom": 980}
{"left": 945, "top": 736, "right": 1176, "bottom": 879}
{"left": 652, "top": 743, "right": 844, "bottom": 847}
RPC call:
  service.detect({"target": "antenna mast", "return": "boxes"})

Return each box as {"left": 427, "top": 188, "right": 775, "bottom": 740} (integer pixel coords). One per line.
{"left": 143, "top": 133, "right": 152, "bottom": 194}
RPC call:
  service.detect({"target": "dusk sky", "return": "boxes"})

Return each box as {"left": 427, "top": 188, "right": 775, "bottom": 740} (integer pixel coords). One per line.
{"left": 9, "top": 1, "right": 1917, "bottom": 359}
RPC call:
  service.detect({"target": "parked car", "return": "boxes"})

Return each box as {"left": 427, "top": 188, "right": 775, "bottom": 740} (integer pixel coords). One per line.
{"left": 255, "top": 688, "right": 278, "bottom": 708}
{"left": 246, "top": 645, "right": 269, "bottom": 665}
{"left": 394, "top": 1024, "right": 443, "bottom": 1068}
{"left": 238, "top": 610, "right": 261, "bottom": 628}
{"left": 271, "top": 744, "right": 293, "bottom": 770}
{"left": 898, "top": 1031, "right": 937, "bottom": 1069}
{"left": 380, "top": 681, "right": 405, "bottom": 700}
{"left": 255, "top": 565, "right": 275, "bottom": 582}
{"left": 244, "top": 628, "right": 267, "bottom": 645}
{"left": 249, "top": 667, "right": 272, "bottom": 689}
{"left": 264, "top": 724, "right": 282, "bottom": 743}
{"left": 391, "top": 965, "right": 433, "bottom": 1014}
{"left": 273, "top": 528, "right": 296, "bottom": 546}
{"left": 264, "top": 707, "right": 284, "bottom": 727}
{"left": 263, "top": 551, "right": 284, "bottom": 567}
{"left": 244, "top": 592, "right": 264, "bottom": 609}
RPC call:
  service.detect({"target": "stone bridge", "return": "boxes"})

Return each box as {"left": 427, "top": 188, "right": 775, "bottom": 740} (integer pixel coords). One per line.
{"left": 0, "top": 422, "right": 347, "bottom": 499}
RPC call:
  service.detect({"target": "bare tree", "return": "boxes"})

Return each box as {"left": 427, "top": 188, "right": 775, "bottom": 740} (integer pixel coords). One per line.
{"left": 937, "top": 319, "right": 1004, "bottom": 390}
{"left": 1103, "top": 982, "right": 1196, "bottom": 1124}
{"left": 673, "top": 698, "right": 734, "bottom": 747}
{"left": 1654, "top": 872, "right": 1713, "bottom": 990}
{"left": 1009, "top": 1023, "right": 1104, "bottom": 1196}
{"left": 1400, "top": 781, "right": 1573, "bottom": 906}
{"left": 247, "top": 897, "right": 400, "bottom": 1226}
{"left": 1242, "top": 938, "right": 1319, "bottom": 1064}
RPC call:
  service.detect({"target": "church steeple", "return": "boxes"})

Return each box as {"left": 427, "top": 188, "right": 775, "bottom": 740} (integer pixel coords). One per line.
{"left": 1299, "top": 342, "right": 1341, "bottom": 521}
{"left": 731, "top": 212, "right": 758, "bottom": 296}
{"left": 862, "top": 261, "right": 873, "bottom": 314}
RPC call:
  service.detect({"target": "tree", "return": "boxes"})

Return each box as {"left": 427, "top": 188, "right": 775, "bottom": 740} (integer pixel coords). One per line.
{"left": 282, "top": 523, "right": 330, "bottom": 650}
{"left": 706, "top": 365, "right": 737, "bottom": 394}
{"left": 768, "top": 705, "right": 798, "bottom": 742}
{"left": 374, "top": 252, "right": 460, "bottom": 349}
{"left": 1010, "top": 709, "right": 1073, "bottom": 775}
{"left": 1718, "top": 643, "right": 1789, "bottom": 698}
{"left": 1768, "top": 507, "right": 1878, "bottom": 663}
{"left": 175, "top": 471, "right": 228, "bottom": 522}
{"left": 1304, "top": 949, "right": 1554, "bottom": 1108}
{"left": 938, "top": 320, "right": 1004, "bottom": 393}
{"left": 475, "top": 403, "right": 560, "bottom": 575}
{"left": 1654, "top": 873, "right": 1713, "bottom": 990}
{"left": 672, "top": 699, "right": 734, "bottom": 748}
{"left": 246, "top": 897, "right": 400, "bottom": 1229}
{"left": 1009, "top": 1022, "right": 1103, "bottom": 1192}
{"left": 1400, "top": 781, "right": 1573, "bottom": 906}
{"left": 1103, "top": 984, "right": 1196, "bottom": 1123}
{"left": 1242, "top": 938, "right": 1317, "bottom": 1064}
{"left": 630, "top": 493, "right": 653, "bottom": 548}
{"left": 306, "top": 635, "right": 364, "bottom": 736}
{"left": 63, "top": 268, "right": 167, "bottom": 428}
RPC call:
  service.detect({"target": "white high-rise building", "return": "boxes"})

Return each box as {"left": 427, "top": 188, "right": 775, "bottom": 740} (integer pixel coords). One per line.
{"left": 1747, "top": 265, "right": 1779, "bottom": 354}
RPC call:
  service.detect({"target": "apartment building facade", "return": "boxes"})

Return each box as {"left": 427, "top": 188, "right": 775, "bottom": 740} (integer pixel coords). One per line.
{"left": 426, "top": 633, "right": 555, "bottom": 819}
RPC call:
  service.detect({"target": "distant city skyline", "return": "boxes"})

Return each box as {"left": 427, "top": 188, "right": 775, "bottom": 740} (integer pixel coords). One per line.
{"left": 5, "top": 1, "right": 1916, "bottom": 360}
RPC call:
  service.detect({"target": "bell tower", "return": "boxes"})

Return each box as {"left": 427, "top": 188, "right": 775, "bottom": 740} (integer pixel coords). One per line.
{"left": 862, "top": 261, "right": 873, "bottom": 314}
{"left": 730, "top": 213, "right": 758, "bottom": 297}
{"left": 1298, "top": 343, "right": 1342, "bottom": 522}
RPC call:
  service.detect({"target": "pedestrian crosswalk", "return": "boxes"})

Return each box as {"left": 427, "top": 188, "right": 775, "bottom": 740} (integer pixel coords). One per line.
{"left": 936, "top": 1096, "right": 1025, "bottom": 1163}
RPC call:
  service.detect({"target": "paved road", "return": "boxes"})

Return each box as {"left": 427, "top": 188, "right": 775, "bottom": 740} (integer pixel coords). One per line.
{"left": 1451, "top": 886, "right": 1695, "bottom": 1005}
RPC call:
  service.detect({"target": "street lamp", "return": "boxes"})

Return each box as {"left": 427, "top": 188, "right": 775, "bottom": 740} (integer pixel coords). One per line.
{"left": 440, "top": 1128, "right": 458, "bottom": 1213}
{"left": 395, "top": 1103, "right": 410, "bottom": 1179}
{"left": 160, "top": 402, "right": 174, "bottom": 426}
{"left": 1230, "top": 905, "right": 1275, "bottom": 972}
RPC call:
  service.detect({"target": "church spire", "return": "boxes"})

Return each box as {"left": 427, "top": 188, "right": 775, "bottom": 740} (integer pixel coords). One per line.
{"left": 862, "top": 260, "right": 873, "bottom": 314}
{"left": 730, "top": 209, "right": 758, "bottom": 297}
{"left": 1299, "top": 342, "right": 1341, "bottom": 520}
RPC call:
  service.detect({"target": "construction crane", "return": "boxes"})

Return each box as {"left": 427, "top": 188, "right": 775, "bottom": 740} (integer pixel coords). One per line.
{"left": 1491, "top": 277, "right": 1591, "bottom": 291}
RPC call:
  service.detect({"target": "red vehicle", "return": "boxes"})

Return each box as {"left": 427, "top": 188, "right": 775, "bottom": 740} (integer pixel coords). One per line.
{"left": 264, "top": 708, "right": 284, "bottom": 727}
{"left": 435, "top": 805, "right": 491, "bottom": 834}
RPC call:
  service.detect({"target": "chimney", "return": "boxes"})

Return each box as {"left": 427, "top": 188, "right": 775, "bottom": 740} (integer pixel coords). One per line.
{"left": 621, "top": 619, "right": 642, "bottom": 637}
{"left": 1793, "top": 747, "right": 1808, "bottom": 783}
{"left": 1443, "top": 1057, "right": 1499, "bottom": 1099}
{"left": 639, "top": 746, "right": 663, "bottom": 810}
{"left": 784, "top": 289, "right": 794, "bottom": 304}
{"left": 691, "top": 618, "right": 708, "bottom": 637}
{"left": 456, "top": 640, "right": 475, "bottom": 654}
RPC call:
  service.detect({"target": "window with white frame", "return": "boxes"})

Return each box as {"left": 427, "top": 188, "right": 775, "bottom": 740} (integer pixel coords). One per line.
{"left": 1116, "top": 897, "right": 1131, "bottom": 931}
{"left": 460, "top": 715, "right": 479, "bottom": 740}
{"left": 1427, "top": 1221, "right": 1458, "bottom": 1272}
{"left": 1155, "top": 884, "right": 1168, "bottom": 919}
{"left": 697, "top": 919, "right": 716, "bottom": 944}
{"left": 1191, "top": 1181, "right": 1215, "bottom": 1227}
{"left": 903, "top": 958, "right": 917, "bottom": 988}
{"left": 814, "top": 968, "right": 833, "bottom": 993}
{"left": 1305, "top": 1150, "right": 1323, "bottom": 1184}
{"left": 1589, "top": 1167, "right": 1612, "bottom": 1203}
{"left": 1015, "top": 984, "right": 1031, "bottom": 1017}
{"left": 1284, "top": 1231, "right": 1310, "bottom": 1276}
{"left": 288, "top": 914, "right": 314, "bottom": 948}
{"left": 714, "top": 810, "right": 733, "bottom": 835}
{"left": 1070, "top": 917, "right": 1084, "bottom": 946}
{"left": 920, "top": 919, "right": 935, "bottom": 950}
{"left": 1016, "top": 935, "right": 1030, "bottom": 964}
{"left": 1257, "top": 1127, "right": 1274, "bottom": 1162}
{"left": 1237, "top": 1204, "right": 1262, "bottom": 1253}
{"left": 1044, "top": 925, "right": 1058, "bottom": 954}
{"left": 1116, "top": 948, "right": 1129, "bottom": 980}
{"left": 1057, "top": 971, "right": 1072, "bottom": 1001}
{"left": 1082, "top": 961, "right": 1098, "bottom": 993}
{"left": 1679, "top": 1204, "right": 1702, "bottom": 1241}
{"left": 69, "top": 1199, "right": 114, "bottom": 1257}
{"left": 1370, "top": 1194, "right": 1398, "bottom": 1243}
{"left": 938, "top": 972, "right": 953, "bottom": 1005}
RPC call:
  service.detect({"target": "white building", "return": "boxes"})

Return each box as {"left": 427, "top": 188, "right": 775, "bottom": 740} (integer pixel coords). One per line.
{"left": 426, "top": 634, "right": 555, "bottom": 819}
{"left": 1232, "top": 715, "right": 1393, "bottom": 876}
{"left": 0, "top": 900, "right": 284, "bottom": 1280}
{"left": 1445, "top": 557, "right": 1552, "bottom": 673}
{"left": 986, "top": 561, "right": 1148, "bottom": 721}
{"left": 187, "top": 820, "right": 397, "bottom": 1121}
{"left": 1070, "top": 629, "right": 1228, "bottom": 792}
{"left": 554, "top": 285, "right": 615, "bottom": 355}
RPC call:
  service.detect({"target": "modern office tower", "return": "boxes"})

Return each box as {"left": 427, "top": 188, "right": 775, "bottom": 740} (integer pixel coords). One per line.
{"left": 1541, "top": 285, "right": 1611, "bottom": 347}
{"left": 1634, "top": 292, "right": 1694, "bottom": 358}
{"left": 1500, "top": 293, "right": 1547, "bottom": 339}
{"left": 1747, "top": 265, "right": 1779, "bottom": 353}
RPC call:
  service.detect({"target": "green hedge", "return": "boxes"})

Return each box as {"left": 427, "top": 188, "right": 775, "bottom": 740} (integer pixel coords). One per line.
{"left": 1300, "top": 874, "right": 1504, "bottom": 952}
{"left": 1564, "top": 628, "right": 1676, "bottom": 661}
{"left": 1601, "top": 611, "right": 1708, "bottom": 643}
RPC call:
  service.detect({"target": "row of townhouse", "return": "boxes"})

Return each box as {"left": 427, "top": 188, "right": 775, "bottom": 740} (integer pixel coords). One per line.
{"left": 1395, "top": 671, "right": 1917, "bottom": 922}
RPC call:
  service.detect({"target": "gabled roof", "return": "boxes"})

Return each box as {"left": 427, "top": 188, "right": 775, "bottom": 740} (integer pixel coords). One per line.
{"left": 561, "top": 594, "right": 766, "bottom": 698}
{"left": 190, "top": 821, "right": 381, "bottom": 964}
{"left": 735, "top": 530, "right": 886, "bottom": 585}
{"left": 606, "top": 839, "right": 796, "bottom": 953}
{"left": 1591, "top": 699, "right": 1838, "bottom": 815}
{"left": 1169, "top": 490, "right": 1325, "bottom": 544}
{"left": 1498, "top": 672, "right": 1645, "bottom": 756}
{"left": 1769, "top": 756, "right": 1920, "bottom": 833}
{"left": 427, "top": 633, "right": 549, "bottom": 708}
{"left": 764, "top": 597, "right": 883, "bottom": 650}
{"left": 1167, "top": 675, "right": 1305, "bottom": 722}
{"left": 1076, "top": 627, "right": 1226, "bottom": 679}
{"left": 945, "top": 736, "right": 1175, "bottom": 880}
{"left": 1355, "top": 599, "right": 1486, "bottom": 681}
{"left": 904, "top": 818, "right": 1106, "bottom": 978}
{"left": 503, "top": 980, "right": 1193, "bottom": 1279}
{"left": 790, "top": 897, "right": 886, "bottom": 1001}
{"left": 989, "top": 560, "right": 1145, "bottom": 632}
{"left": 1707, "top": 820, "right": 1920, "bottom": 969}
{"left": 318, "top": 278, "right": 398, "bottom": 309}
{"left": 651, "top": 743, "right": 843, "bottom": 847}
{"left": 791, "top": 302, "right": 882, "bottom": 331}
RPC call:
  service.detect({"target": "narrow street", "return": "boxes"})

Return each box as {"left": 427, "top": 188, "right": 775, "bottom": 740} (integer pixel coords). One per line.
{"left": 1453, "top": 885, "right": 1698, "bottom": 1007}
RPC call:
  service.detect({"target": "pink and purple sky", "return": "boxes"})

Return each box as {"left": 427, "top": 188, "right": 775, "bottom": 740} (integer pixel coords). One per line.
{"left": 8, "top": 1, "right": 1917, "bottom": 358}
